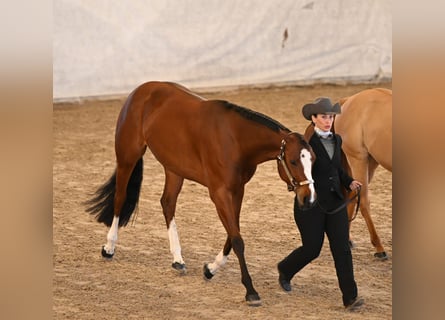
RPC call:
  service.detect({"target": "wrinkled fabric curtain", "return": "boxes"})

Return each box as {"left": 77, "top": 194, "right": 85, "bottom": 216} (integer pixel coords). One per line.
{"left": 53, "top": 0, "right": 392, "bottom": 100}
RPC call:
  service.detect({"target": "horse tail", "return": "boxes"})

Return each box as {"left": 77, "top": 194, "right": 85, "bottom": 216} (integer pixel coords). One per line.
{"left": 85, "top": 158, "right": 144, "bottom": 227}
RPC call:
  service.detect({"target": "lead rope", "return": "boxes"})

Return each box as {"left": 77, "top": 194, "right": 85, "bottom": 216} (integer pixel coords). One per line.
{"left": 316, "top": 186, "right": 361, "bottom": 221}
{"left": 349, "top": 186, "right": 361, "bottom": 222}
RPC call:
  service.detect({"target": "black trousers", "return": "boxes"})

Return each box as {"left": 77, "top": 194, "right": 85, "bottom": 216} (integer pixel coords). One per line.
{"left": 278, "top": 196, "right": 358, "bottom": 306}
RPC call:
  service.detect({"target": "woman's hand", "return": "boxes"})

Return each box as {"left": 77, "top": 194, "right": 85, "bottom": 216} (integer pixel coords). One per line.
{"left": 349, "top": 180, "right": 362, "bottom": 191}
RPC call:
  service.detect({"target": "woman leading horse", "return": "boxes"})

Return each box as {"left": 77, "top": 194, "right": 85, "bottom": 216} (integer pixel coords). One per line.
{"left": 85, "top": 81, "right": 316, "bottom": 306}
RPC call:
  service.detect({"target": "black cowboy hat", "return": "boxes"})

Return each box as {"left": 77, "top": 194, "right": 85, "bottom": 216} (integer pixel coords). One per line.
{"left": 302, "top": 97, "right": 341, "bottom": 120}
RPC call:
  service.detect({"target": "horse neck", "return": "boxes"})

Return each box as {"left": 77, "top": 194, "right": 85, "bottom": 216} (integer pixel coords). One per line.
{"left": 244, "top": 128, "right": 289, "bottom": 165}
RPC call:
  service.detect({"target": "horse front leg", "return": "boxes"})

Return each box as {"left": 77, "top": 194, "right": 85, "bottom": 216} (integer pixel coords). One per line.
{"left": 208, "top": 186, "right": 261, "bottom": 306}
{"left": 203, "top": 236, "right": 231, "bottom": 279}
{"left": 161, "top": 170, "right": 186, "bottom": 273}
{"left": 231, "top": 234, "right": 261, "bottom": 306}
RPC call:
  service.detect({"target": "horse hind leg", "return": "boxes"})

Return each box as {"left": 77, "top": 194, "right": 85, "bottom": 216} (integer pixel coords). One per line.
{"left": 348, "top": 155, "right": 387, "bottom": 260}
{"left": 359, "top": 191, "right": 387, "bottom": 260}
{"left": 365, "top": 157, "right": 388, "bottom": 260}
{"left": 102, "top": 168, "right": 129, "bottom": 257}
{"left": 160, "top": 170, "right": 186, "bottom": 274}
{"left": 84, "top": 170, "right": 120, "bottom": 258}
{"left": 101, "top": 157, "right": 144, "bottom": 258}
{"left": 103, "top": 216, "right": 119, "bottom": 258}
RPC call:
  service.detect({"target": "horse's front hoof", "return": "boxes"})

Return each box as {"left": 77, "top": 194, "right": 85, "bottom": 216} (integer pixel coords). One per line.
{"left": 203, "top": 264, "right": 214, "bottom": 280}
{"left": 246, "top": 293, "right": 262, "bottom": 306}
{"left": 172, "top": 262, "right": 187, "bottom": 275}
{"left": 101, "top": 246, "right": 114, "bottom": 259}
{"left": 374, "top": 251, "right": 388, "bottom": 260}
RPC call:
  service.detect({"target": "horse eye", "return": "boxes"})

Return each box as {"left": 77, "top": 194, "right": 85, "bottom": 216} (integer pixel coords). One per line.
{"left": 290, "top": 160, "right": 297, "bottom": 166}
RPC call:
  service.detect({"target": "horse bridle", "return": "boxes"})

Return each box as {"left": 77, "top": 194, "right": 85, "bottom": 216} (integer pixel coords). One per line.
{"left": 277, "top": 138, "right": 314, "bottom": 192}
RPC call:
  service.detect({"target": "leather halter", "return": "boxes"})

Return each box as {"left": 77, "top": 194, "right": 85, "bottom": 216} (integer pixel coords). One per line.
{"left": 277, "top": 138, "right": 314, "bottom": 191}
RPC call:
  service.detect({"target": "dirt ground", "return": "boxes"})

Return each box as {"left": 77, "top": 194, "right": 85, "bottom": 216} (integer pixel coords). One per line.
{"left": 53, "top": 83, "right": 392, "bottom": 319}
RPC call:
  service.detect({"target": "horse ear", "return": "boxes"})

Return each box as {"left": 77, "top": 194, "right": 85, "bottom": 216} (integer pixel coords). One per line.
{"left": 303, "top": 124, "right": 314, "bottom": 142}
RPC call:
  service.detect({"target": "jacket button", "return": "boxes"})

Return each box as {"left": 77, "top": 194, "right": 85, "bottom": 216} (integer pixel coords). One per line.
{"left": 328, "top": 177, "right": 333, "bottom": 180}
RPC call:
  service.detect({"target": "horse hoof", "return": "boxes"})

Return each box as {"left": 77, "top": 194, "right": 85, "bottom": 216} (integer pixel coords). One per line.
{"left": 172, "top": 262, "right": 187, "bottom": 275}
{"left": 246, "top": 293, "right": 262, "bottom": 306}
{"left": 374, "top": 251, "right": 388, "bottom": 260}
{"left": 101, "top": 246, "right": 114, "bottom": 259}
{"left": 203, "top": 264, "right": 214, "bottom": 280}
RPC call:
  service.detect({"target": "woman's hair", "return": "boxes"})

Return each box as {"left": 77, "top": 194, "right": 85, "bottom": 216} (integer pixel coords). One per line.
{"left": 310, "top": 114, "right": 317, "bottom": 125}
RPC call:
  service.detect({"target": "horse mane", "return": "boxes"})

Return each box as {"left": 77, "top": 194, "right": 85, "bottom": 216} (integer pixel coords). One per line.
{"left": 218, "top": 100, "right": 290, "bottom": 132}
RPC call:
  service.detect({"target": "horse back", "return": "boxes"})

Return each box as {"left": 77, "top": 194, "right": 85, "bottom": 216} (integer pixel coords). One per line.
{"left": 114, "top": 81, "right": 206, "bottom": 157}
{"left": 335, "top": 88, "right": 392, "bottom": 171}
{"left": 116, "top": 82, "right": 278, "bottom": 187}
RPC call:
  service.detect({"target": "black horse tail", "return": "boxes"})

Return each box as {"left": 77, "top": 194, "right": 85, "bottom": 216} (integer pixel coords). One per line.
{"left": 85, "top": 158, "right": 143, "bottom": 227}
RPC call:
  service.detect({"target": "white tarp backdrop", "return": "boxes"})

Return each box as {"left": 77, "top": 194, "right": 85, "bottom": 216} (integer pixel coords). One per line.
{"left": 53, "top": 0, "right": 392, "bottom": 101}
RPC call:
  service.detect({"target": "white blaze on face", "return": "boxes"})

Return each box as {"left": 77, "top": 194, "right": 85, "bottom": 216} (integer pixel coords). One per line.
{"left": 168, "top": 218, "right": 185, "bottom": 264}
{"left": 300, "top": 148, "right": 316, "bottom": 203}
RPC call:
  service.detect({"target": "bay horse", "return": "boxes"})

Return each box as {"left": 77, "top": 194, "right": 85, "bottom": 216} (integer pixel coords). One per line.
{"left": 84, "top": 81, "right": 316, "bottom": 306}
{"left": 333, "top": 88, "right": 392, "bottom": 260}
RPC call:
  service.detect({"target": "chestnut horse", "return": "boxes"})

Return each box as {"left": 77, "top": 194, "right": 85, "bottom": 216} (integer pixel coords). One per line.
{"left": 333, "top": 88, "right": 392, "bottom": 260}
{"left": 85, "top": 81, "right": 316, "bottom": 306}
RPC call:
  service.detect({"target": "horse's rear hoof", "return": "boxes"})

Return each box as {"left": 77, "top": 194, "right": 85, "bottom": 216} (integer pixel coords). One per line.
{"left": 101, "top": 246, "right": 114, "bottom": 259}
{"left": 374, "top": 251, "right": 388, "bottom": 260}
{"left": 203, "top": 264, "right": 214, "bottom": 280}
{"left": 246, "top": 293, "right": 262, "bottom": 306}
{"left": 172, "top": 262, "right": 187, "bottom": 275}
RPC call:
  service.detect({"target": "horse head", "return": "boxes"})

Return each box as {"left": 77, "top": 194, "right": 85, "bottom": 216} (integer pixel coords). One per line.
{"left": 277, "top": 132, "right": 317, "bottom": 209}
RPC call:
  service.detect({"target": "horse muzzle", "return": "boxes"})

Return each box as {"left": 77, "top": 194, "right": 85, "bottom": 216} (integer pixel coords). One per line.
{"left": 294, "top": 184, "right": 317, "bottom": 210}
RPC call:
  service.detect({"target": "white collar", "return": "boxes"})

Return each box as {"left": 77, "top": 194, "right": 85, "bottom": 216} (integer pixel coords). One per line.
{"left": 314, "top": 127, "right": 333, "bottom": 139}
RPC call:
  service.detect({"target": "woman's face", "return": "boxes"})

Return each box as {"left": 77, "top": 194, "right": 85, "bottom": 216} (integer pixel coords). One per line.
{"left": 311, "top": 114, "right": 334, "bottom": 132}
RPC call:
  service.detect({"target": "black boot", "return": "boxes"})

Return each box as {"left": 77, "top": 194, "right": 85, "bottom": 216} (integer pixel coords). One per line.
{"left": 277, "top": 265, "right": 292, "bottom": 292}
